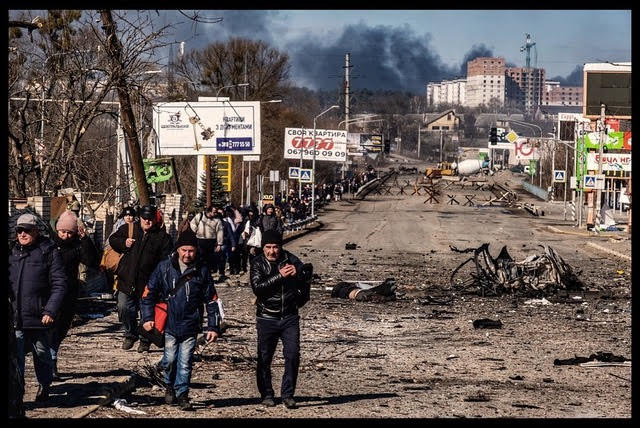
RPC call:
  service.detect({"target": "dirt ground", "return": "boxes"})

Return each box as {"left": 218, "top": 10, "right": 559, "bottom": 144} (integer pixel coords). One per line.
{"left": 21, "top": 162, "right": 632, "bottom": 419}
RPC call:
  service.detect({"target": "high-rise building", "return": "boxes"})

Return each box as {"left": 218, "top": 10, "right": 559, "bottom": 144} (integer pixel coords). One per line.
{"left": 426, "top": 79, "right": 466, "bottom": 106}
{"left": 505, "top": 67, "right": 546, "bottom": 113}
{"left": 465, "top": 57, "right": 505, "bottom": 107}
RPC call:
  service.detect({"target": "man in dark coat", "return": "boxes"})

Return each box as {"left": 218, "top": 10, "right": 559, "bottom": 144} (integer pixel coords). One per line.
{"left": 109, "top": 205, "right": 173, "bottom": 352}
{"left": 259, "top": 203, "right": 283, "bottom": 235}
{"left": 141, "top": 228, "right": 222, "bottom": 411}
{"left": 50, "top": 210, "right": 100, "bottom": 379}
{"left": 250, "top": 230, "right": 309, "bottom": 410}
{"left": 9, "top": 213, "right": 67, "bottom": 403}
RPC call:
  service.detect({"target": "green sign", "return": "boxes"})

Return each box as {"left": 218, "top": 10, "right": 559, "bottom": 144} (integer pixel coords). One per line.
{"left": 143, "top": 158, "right": 173, "bottom": 183}
{"left": 529, "top": 160, "right": 537, "bottom": 176}
{"left": 584, "top": 131, "right": 624, "bottom": 150}
{"left": 574, "top": 137, "right": 588, "bottom": 188}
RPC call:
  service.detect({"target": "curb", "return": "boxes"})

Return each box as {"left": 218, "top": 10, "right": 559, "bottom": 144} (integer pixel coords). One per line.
{"left": 586, "top": 242, "right": 631, "bottom": 261}
{"left": 283, "top": 221, "right": 324, "bottom": 244}
{"left": 546, "top": 225, "right": 591, "bottom": 237}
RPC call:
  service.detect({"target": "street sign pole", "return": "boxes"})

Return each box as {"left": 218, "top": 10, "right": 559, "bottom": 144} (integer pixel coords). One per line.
{"left": 564, "top": 143, "right": 568, "bottom": 220}
{"left": 299, "top": 126, "right": 304, "bottom": 200}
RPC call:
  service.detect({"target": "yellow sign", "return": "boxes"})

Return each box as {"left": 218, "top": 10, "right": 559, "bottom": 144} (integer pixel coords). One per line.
{"left": 506, "top": 130, "right": 519, "bottom": 144}
{"left": 216, "top": 155, "right": 232, "bottom": 192}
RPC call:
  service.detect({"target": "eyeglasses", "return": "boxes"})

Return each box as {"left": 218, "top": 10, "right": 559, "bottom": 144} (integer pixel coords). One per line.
{"left": 15, "top": 227, "right": 34, "bottom": 234}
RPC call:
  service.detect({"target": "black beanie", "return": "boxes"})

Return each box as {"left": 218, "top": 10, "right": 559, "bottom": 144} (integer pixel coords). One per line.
{"left": 261, "top": 229, "right": 283, "bottom": 247}
{"left": 175, "top": 227, "right": 198, "bottom": 250}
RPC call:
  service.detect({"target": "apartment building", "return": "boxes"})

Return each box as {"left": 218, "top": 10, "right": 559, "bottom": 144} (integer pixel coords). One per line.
{"left": 541, "top": 81, "right": 583, "bottom": 107}
{"left": 505, "top": 67, "right": 546, "bottom": 113}
{"left": 426, "top": 79, "right": 466, "bottom": 106}
{"left": 465, "top": 57, "right": 505, "bottom": 107}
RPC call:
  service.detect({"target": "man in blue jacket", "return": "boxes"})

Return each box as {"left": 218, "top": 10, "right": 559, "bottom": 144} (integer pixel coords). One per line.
{"left": 9, "top": 213, "right": 67, "bottom": 403}
{"left": 141, "top": 227, "right": 222, "bottom": 411}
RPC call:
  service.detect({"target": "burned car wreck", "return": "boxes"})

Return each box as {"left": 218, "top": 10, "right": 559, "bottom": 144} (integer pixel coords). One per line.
{"left": 449, "top": 243, "right": 585, "bottom": 297}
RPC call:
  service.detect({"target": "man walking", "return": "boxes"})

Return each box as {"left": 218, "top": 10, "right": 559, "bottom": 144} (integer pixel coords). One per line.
{"left": 110, "top": 205, "right": 173, "bottom": 352}
{"left": 141, "top": 228, "right": 222, "bottom": 411}
{"left": 9, "top": 213, "right": 67, "bottom": 403}
{"left": 250, "top": 230, "right": 309, "bottom": 409}
{"left": 190, "top": 205, "right": 223, "bottom": 277}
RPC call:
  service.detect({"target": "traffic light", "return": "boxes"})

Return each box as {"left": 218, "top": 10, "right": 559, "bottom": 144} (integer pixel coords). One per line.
{"left": 384, "top": 139, "right": 390, "bottom": 154}
{"left": 489, "top": 127, "right": 498, "bottom": 144}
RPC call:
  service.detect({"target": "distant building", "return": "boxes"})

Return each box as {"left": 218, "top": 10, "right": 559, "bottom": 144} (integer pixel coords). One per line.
{"left": 423, "top": 109, "right": 462, "bottom": 131}
{"left": 465, "top": 57, "right": 505, "bottom": 107}
{"left": 505, "top": 67, "right": 546, "bottom": 114}
{"left": 541, "top": 81, "right": 583, "bottom": 107}
{"left": 426, "top": 79, "right": 466, "bottom": 107}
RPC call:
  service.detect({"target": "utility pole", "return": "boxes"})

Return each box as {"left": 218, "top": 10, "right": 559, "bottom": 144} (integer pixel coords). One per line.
{"left": 439, "top": 128, "right": 444, "bottom": 164}
{"left": 299, "top": 126, "right": 304, "bottom": 200}
{"left": 417, "top": 126, "right": 421, "bottom": 159}
{"left": 100, "top": 9, "right": 150, "bottom": 206}
{"left": 595, "top": 103, "right": 606, "bottom": 231}
{"left": 342, "top": 53, "right": 351, "bottom": 180}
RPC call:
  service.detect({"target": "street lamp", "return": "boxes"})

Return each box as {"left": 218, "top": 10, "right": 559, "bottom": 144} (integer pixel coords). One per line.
{"left": 311, "top": 105, "right": 339, "bottom": 217}
{"left": 216, "top": 83, "right": 249, "bottom": 99}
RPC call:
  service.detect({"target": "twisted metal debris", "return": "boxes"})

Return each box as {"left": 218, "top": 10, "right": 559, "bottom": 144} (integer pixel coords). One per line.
{"left": 449, "top": 243, "right": 584, "bottom": 296}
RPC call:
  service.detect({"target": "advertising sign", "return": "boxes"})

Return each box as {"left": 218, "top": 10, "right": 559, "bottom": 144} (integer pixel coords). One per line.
{"left": 360, "top": 133, "right": 383, "bottom": 153}
{"left": 583, "top": 131, "right": 626, "bottom": 150}
{"left": 513, "top": 139, "right": 540, "bottom": 162}
{"left": 143, "top": 158, "right": 173, "bottom": 183}
{"left": 153, "top": 101, "right": 261, "bottom": 155}
{"left": 586, "top": 153, "right": 632, "bottom": 172}
{"left": 284, "top": 128, "right": 347, "bottom": 162}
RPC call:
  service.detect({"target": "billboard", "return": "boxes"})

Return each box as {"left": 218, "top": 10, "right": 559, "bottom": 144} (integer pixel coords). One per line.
{"left": 583, "top": 131, "right": 630, "bottom": 150}
{"left": 283, "top": 128, "right": 347, "bottom": 162}
{"left": 359, "top": 133, "right": 383, "bottom": 152}
{"left": 583, "top": 63, "right": 631, "bottom": 119}
{"left": 153, "top": 101, "right": 261, "bottom": 155}
{"left": 586, "top": 153, "right": 631, "bottom": 172}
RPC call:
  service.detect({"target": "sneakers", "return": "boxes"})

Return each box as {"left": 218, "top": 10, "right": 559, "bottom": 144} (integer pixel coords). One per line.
{"left": 137, "top": 341, "right": 151, "bottom": 353}
{"left": 122, "top": 337, "right": 136, "bottom": 350}
{"left": 164, "top": 387, "right": 176, "bottom": 405}
{"left": 283, "top": 397, "right": 297, "bottom": 409}
{"left": 261, "top": 397, "right": 276, "bottom": 407}
{"left": 35, "top": 384, "right": 50, "bottom": 402}
{"left": 177, "top": 394, "right": 193, "bottom": 411}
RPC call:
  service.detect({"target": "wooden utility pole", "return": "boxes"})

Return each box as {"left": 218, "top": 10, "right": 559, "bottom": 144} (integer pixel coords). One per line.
{"left": 99, "top": 9, "right": 150, "bottom": 206}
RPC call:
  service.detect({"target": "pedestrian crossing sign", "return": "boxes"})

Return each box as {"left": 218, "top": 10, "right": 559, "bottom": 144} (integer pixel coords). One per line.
{"left": 299, "top": 169, "right": 313, "bottom": 182}
{"left": 288, "top": 167, "right": 300, "bottom": 179}
{"left": 583, "top": 175, "right": 596, "bottom": 189}
{"left": 553, "top": 170, "right": 566, "bottom": 183}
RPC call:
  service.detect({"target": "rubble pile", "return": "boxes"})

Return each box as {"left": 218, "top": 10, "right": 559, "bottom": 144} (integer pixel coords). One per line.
{"left": 449, "top": 243, "right": 585, "bottom": 297}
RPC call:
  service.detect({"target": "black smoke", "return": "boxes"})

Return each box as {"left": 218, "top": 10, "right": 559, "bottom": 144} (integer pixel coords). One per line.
{"left": 458, "top": 44, "right": 494, "bottom": 76}
{"left": 551, "top": 65, "right": 584, "bottom": 86}
{"left": 286, "top": 22, "right": 458, "bottom": 94}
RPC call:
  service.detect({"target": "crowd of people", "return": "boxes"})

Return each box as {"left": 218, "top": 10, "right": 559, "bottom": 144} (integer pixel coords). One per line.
{"left": 8, "top": 168, "right": 379, "bottom": 417}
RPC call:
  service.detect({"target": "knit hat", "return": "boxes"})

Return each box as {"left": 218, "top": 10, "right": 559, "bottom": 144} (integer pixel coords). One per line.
{"left": 16, "top": 213, "right": 38, "bottom": 230}
{"left": 261, "top": 229, "right": 283, "bottom": 247}
{"left": 175, "top": 227, "right": 198, "bottom": 250}
{"left": 56, "top": 210, "right": 79, "bottom": 232}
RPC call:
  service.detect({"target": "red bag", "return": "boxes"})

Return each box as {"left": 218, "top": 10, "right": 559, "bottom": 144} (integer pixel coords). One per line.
{"left": 154, "top": 302, "right": 168, "bottom": 334}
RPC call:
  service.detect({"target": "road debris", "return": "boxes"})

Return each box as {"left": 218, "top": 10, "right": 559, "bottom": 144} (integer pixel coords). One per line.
{"left": 345, "top": 242, "right": 358, "bottom": 250}
{"left": 472, "top": 319, "right": 503, "bottom": 329}
{"left": 331, "top": 278, "right": 398, "bottom": 302}
{"left": 113, "top": 399, "right": 147, "bottom": 415}
{"left": 450, "top": 243, "right": 584, "bottom": 296}
{"left": 524, "top": 298, "right": 552, "bottom": 305}
{"left": 553, "top": 352, "right": 630, "bottom": 366}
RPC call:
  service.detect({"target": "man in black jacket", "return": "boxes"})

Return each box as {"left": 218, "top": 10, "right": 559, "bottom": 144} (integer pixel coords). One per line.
{"left": 9, "top": 213, "right": 67, "bottom": 403}
{"left": 109, "top": 205, "right": 173, "bottom": 352}
{"left": 250, "top": 230, "right": 308, "bottom": 409}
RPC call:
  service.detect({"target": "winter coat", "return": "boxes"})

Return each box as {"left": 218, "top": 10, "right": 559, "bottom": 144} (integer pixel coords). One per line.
{"left": 141, "top": 253, "right": 221, "bottom": 337}
{"left": 222, "top": 217, "right": 238, "bottom": 248}
{"left": 190, "top": 212, "right": 223, "bottom": 242}
{"left": 259, "top": 213, "right": 283, "bottom": 235}
{"left": 53, "top": 234, "right": 100, "bottom": 300}
{"left": 250, "top": 250, "right": 305, "bottom": 320}
{"left": 109, "top": 222, "right": 173, "bottom": 297}
{"left": 9, "top": 236, "right": 68, "bottom": 330}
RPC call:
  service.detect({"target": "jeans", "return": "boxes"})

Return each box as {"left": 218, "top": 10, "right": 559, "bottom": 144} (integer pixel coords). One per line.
{"left": 197, "top": 238, "right": 217, "bottom": 274}
{"left": 216, "top": 245, "right": 227, "bottom": 275}
{"left": 163, "top": 333, "right": 197, "bottom": 398}
{"left": 49, "top": 288, "right": 78, "bottom": 361}
{"left": 117, "top": 291, "right": 149, "bottom": 344}
{"left": 15, "top": 329, "right": 54, "bottom": 387}
{"left": 256, "top": 315, "right": 300, "bottom": 399}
